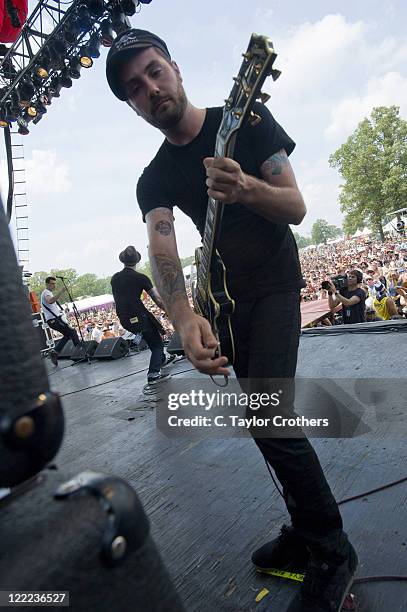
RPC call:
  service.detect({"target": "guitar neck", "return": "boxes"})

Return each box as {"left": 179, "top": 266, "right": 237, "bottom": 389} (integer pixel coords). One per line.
{"left": 199, "top": 129, "right": 238, "bottom": 285}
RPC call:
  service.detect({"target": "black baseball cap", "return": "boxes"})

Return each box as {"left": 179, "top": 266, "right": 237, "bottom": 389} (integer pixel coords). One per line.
{"left": 106, "top": 28, "right": 171, "bottom": 101}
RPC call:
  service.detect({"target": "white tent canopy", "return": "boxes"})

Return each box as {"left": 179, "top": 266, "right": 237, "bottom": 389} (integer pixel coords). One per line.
{"left": 64, "top": 294, "right": 114, "bottom": 313}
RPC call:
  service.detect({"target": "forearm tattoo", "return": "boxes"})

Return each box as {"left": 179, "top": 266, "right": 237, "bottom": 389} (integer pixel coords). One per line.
{"left": 155, "top": 220, "right": 172, "bottom": 236}
{"left": 262, "top": 149, "right": 288, "bottom": 175}
{"left": 150, "top": 254, "right": 188, "bottom": 311}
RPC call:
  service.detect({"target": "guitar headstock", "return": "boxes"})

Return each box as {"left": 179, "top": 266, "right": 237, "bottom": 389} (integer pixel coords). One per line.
{"left": 218, "top": 34, "right": 280, "bottom": 145}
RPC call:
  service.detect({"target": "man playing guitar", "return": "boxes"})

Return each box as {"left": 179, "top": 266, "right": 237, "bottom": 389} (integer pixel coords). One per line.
{"left": 106, "top": 29, "right": 358, "bottom": 612}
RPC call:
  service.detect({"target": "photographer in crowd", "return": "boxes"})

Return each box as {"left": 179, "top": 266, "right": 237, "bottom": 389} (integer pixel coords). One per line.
{"left": 326, "top": 270, "right": 366, "bottom": 324}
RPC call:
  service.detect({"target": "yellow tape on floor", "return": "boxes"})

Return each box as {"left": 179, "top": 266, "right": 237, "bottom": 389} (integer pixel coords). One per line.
{"left": 256, "top": 568, "right": 305, "bottom": 582}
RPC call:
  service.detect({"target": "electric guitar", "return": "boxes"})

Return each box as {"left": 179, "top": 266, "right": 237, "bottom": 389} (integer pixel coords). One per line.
{"left": 193, "top": 33, "right": 281, "bottom": 365}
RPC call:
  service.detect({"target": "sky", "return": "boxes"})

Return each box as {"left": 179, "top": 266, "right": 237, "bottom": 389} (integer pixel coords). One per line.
{"left": 1, "top": 0, "right": 407, "bottom": 277}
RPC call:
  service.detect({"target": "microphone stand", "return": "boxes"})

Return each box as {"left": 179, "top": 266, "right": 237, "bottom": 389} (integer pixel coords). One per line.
{"left": 58, "top": 278, "right": 91, "bottom": 364}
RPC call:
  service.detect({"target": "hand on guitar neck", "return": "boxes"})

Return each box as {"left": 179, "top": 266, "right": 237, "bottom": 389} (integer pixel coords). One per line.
{"left": 176, "top": 310, "right": 231, "bottom": 377}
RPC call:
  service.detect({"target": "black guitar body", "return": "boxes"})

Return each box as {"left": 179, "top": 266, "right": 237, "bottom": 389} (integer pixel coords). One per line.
{"left": 194, "top": 247, "right": 235, "bottom": 364}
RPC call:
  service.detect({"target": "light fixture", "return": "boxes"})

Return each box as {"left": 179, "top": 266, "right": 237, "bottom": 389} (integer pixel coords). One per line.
{"left": 79, "top": 47, "right": 93, "bottom": 68}
{"left": 88, "top": 0, "right": 105, "bottom": 17}
{"left": 60, "top": 69, "right": 73, "bottom": 88}
{"left": 68, "top": 58, "right": 82, "bottom": 79}
{"left": 120, "top": 0, "right": 138, "bottom": 16}
{"left": 64, "top": 20, "right": 80, "bottom": 44}
{"left": 48, "top": 76, "right": 62, "bottom": 98}
{"left": 0, "top": 109, "right": 9, "bottom": 128}
{"left": 32, "top": 113, "right": 43, "bottom": 125}
{"left": 36, "top": 99, "right": 48, "bottom": 115}
{"left": 18, "top": 80, "right": 35, "bottom": 107}
{"left": 87, "top": 33, "right": 101, "bottom": 58}
{"left": 49, "top": 45, "right": 66, "bottom": 70}
{"left": 27, "top": 105, "right": 37, "bottom": 117}
{"left": 17, "top": 115, "right": 30, "bottom": 135}
{"left": 76, "top": 3, "right": 92, "bottom": 30}
{"left": 99, "top": 19, "right": 114, "bottom": 47}
{"left": 35, "top": 51, "right": 51, "bottom": 78}
{"left": 111, "top": 7, "right": 130, "bottom": 35}
{"left": 53, "top": 38, "right": 68, "bottom": 55}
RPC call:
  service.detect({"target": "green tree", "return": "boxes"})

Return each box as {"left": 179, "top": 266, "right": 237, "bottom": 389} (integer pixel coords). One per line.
{"left": 292, "top": 232, "right": 312, "bottom": 249}
{"left": 329, "top": 106, "right": 407, "bottom": 240}
{"left": 310, "top": 219, "right": 342, "bottom": 245}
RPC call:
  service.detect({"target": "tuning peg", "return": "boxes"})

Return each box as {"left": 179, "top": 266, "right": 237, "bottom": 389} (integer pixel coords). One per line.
{"left": 248, "top": 111, "right": 262, "bottom": 126}
{"left": 224, "top": 96, "right": 233, "bottom": 107}
{"left": 258, "top": 92, "right": 270, "bottom": 104}
{"left": 233, "top": 110, "right": 243, "bottom": 119}
{"left": 242, "top": 52, "right": 251, "bottom": 60}
{"left": 243, "top": 86, "right": 251, "bottom": 98}
{"left": 233, "top": 76, "right": 241, "bottom": 83}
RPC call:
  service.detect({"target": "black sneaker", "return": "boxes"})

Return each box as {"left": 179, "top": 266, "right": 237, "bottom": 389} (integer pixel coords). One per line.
{"left": 287, "top": 543, "right": 358, "bottom": 611}
{"left": 147, "top": 373, "right": 171, "bottom": 384}
{"left": 161, "top": 354, "right": 176, "bottom": 368}
{"left": 49, "top": 350, "right": 59, "bottom": 366}
{"left": 252, "top": 524, "right": 310, "bottom": 572}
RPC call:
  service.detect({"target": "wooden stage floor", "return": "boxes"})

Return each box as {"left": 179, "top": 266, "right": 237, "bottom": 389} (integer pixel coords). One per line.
{"left": 47, "top": 322, "right": 407, "bottom": 611}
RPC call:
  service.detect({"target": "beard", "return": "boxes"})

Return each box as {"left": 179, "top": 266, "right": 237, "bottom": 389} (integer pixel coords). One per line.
{"left": 143, "top": 80, "right": 188, "bottom": 130}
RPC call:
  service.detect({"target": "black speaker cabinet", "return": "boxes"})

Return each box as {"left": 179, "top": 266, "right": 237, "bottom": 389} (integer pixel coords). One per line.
{"left": 57, "top": 339, "right": 75, "bottom": 359}
{"left": 93, "top": 337, "right": 129, "bottom": 360}
{"left": 70, "top": 341, "right": 98, "bottom": 361}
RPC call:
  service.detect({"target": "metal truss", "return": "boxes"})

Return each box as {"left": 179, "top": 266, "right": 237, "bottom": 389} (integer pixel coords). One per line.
{"left": 0, "top": 0, "right": 82, "bottom": 106}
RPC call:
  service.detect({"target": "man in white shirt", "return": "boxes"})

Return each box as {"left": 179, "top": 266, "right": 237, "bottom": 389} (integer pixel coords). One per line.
{"left": 40, "top": 276, "right": 80, "bottom": 355}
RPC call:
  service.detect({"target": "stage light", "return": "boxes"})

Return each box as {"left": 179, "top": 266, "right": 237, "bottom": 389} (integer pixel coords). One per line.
{"left": 17, "top": 117, "right": 30, "bottom": 135}
{"left": 88, "top": 0, "right": 105, "bottom": 17}
{"left": 76, "top": 3, "right": 92, "bottom": 30}
{"left": 0, "top": 110, "right": 9, "bottom": 128}
{"left": 111, "top": 7, "right": 130, "bottom": 35}
{"left": 87, "top": 34, "right": 101, "bottom": 58}
{"left": 99, "top": 19, "right": 114, "bottom": 47}
{"left": 35, "top": 50, "right": 51, "bottom": 78}
{"left": 36, "top": 99, "right": 48, "bottom": 115}
{"left": 53, "top": 38, "right": 68, "bottom": 55}
{"left": 48, "top": 76, "right": 62, "bottom": 98}
{"left": 79, "top": 47, "right": 93, "bottom": 68}
{"left": 27, "top": 105, "right": 37, "bottom": 117}
{"left": 120, "top": 0, "right": 138, "bottom": 16}
{"left": 49, "top": 45, "right": 66, "bottom": 70}
{"left": 18, "top": 80, "right": 35, "bottom": 107}
{"left": 60, "top": 69, "right": 73, "bottom": 88}
{"left": 64, "top": 20, "right": 80, "bottom": 44}
{"left": 68, "top": 58, "right": 82, "bottom": 79}
{"left": 32, "top": 113, "right": 43, "bottom": 125}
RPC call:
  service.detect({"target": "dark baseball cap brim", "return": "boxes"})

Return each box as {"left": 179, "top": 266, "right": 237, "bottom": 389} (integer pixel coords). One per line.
{"left": 106, "top": 29, "right": 171, "bottom": 101}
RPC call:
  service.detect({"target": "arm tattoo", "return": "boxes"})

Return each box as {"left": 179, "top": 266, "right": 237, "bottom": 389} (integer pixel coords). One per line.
{"left": 150, "top": 254, "right": 188, "bottom": 311}
{"left": 155, "top": 220, "right": 172, "bottom": 236}
{"left": 262, "top": 149, "right": 288, "bottom": 176}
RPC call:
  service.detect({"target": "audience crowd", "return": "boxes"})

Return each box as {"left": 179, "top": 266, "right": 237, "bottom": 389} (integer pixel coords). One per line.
{"left": 299, "top": 234, "right": 407, "bottom": 323}
{"left": 47, "top": 236, "right": 407, "bottom": 343}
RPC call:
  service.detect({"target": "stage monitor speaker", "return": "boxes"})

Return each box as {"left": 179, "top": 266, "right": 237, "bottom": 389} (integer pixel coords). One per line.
{"left": 70, "top": 341, "right": 98, "bottom": 361}
{"left": 93, "top": 337, "right": 129, "bottom": 360}
{"left": 57, "top": 340, "right": 75, "bottom": 359}
{"left": 166, "top": 332, "right": 185, "bottom": 356}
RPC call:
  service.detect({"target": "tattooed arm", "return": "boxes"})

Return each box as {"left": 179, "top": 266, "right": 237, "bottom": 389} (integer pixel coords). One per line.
{"left": 146, "top": 207, "right": 230, "bottom": 376}
{"left": 203, "top": 148, "right": 306, "bottom": 224}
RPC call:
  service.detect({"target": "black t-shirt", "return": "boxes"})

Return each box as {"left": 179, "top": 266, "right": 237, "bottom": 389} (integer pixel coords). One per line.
{"left": 110, "top": 268, "right": 152, "bottom": 321}
{"left": 340, "top": 287, "right": 366, "bottom": 324}
{"left": 136, "top": 102, "right": 306, "bottom": 301}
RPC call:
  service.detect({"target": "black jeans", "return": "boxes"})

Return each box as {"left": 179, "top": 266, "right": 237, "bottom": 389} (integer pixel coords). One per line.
{"left": 124, "top": 318, "right": 165, "bottom": 377}
{"left": 47, "top": 318, "right": 80, "bottom": 353}
{"left": 231, "top": 291, "right": 349, "bottom": 564}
